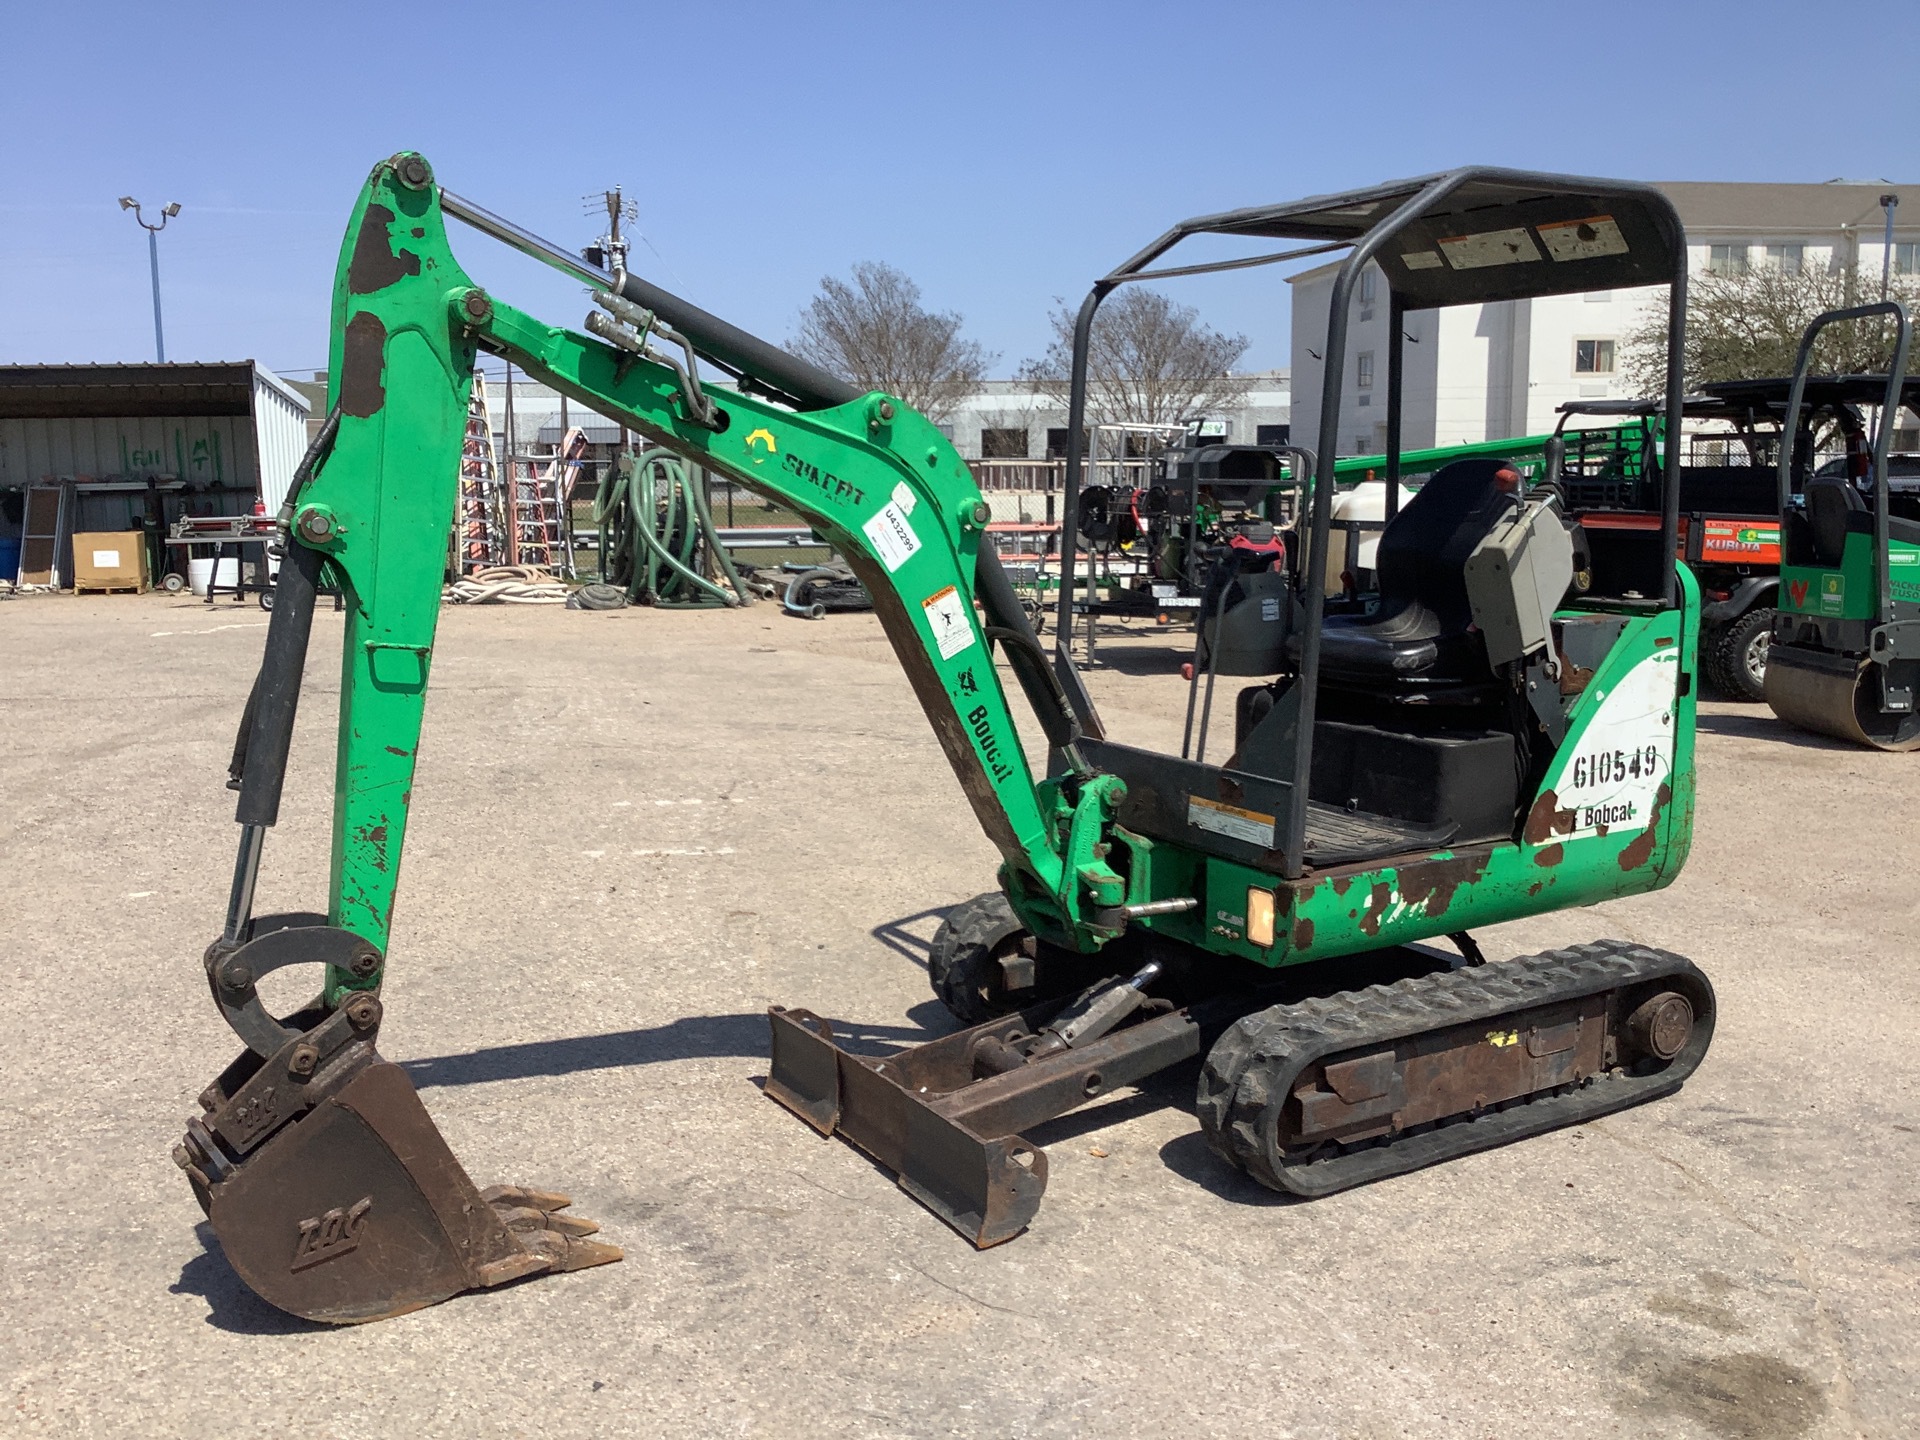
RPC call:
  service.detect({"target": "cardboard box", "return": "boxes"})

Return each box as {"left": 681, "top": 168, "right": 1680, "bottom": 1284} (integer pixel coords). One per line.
{"left": 72, "top": 531, "right": 150, "bottom": 592}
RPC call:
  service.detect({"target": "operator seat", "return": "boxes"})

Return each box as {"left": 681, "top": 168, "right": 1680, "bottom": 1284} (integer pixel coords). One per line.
{"left": 1803, "top": 475, "right": 1865, "bottom": 566}
{"left": 1307, "top": 457, "right": 1521, "bottom": 689}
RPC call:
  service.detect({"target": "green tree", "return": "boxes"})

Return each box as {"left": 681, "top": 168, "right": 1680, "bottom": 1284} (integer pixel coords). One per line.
{"left": 1622, "top": 259, "right": 1920, "bottom": 394}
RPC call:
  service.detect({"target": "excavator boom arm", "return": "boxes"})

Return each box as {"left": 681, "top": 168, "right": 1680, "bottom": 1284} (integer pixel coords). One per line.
{"left": 267, "top": 154, "right": 1107, "bottom": 1006}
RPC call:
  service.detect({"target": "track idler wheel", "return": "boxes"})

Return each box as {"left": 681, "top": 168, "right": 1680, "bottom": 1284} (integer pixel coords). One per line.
{"left": 179, "top": 924, "right": 619, "bottom": 1324}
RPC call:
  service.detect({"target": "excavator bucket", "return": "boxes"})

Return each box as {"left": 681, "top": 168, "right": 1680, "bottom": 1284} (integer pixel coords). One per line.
{"left": 1765, "top": 646, "right": 1920, "bottom": 751}
{"left": 177, "top": 1018, "right": 620, "bottom": 1325}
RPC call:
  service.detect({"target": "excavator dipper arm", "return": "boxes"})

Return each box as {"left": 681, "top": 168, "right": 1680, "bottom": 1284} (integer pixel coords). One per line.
{"left": 178, "top": 153, "right": 1122, "bottom": 1322}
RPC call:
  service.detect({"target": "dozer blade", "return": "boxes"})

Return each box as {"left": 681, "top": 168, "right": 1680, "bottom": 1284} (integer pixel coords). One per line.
{"left": 1765, "top": 644, "right": 1920, "bottom": 751}
{"left": 177, "top": 1036, "right": 620, "bottom": 1325}
{"left": 767, "top": 1001, "right": 1202, "bottom": 1246}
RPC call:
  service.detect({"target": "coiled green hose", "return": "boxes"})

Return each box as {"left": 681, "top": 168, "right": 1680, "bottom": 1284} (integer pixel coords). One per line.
{"left": 594, "top": 451, "right": 752, "bottom": 608}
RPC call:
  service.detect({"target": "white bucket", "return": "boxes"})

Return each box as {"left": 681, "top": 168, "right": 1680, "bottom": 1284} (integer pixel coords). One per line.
{"left": 188, "top": 556, "right": 241, "bottom": 597}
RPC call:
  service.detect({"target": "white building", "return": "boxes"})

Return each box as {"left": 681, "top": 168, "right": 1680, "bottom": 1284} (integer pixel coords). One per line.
{"left": 1289, "top": 180, "right": 1919, "bottom": 457}
{"left": 938, "top": 371, "right": 1291, "bottom": 461}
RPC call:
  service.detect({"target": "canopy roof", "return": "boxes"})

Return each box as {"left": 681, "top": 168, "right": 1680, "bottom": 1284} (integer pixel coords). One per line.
{"left": 1108, "top": 167, "right": 1685, "bottom": 309}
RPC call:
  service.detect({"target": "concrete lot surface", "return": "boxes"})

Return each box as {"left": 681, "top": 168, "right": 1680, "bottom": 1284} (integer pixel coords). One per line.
{"left": 2, "top": 592, "right": 1915, "bottom": 1439}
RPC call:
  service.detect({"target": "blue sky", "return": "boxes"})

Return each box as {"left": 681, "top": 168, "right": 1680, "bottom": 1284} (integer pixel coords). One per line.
{"left": 3, "top": 0, "right": 1916, "bottom": 381}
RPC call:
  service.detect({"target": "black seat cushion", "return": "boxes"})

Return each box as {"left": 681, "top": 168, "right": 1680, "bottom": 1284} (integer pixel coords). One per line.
{"left": 1805, "top": 476, "right": 1864, "bottom": 566}
{"left": 1309, "top": 457, "right": 1520, "bottom": 687}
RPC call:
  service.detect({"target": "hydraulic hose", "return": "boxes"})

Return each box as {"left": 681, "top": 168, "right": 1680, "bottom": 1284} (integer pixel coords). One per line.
{"left": 595, "top": 451, "right": 750, "bottom": 608}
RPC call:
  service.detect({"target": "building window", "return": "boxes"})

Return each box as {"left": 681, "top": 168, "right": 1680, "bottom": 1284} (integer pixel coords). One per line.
{"left": 1895, "top": 242, "right": 1920, "bottom": 276}
{"left": 1358, "top": 266, "right": 1377, "bottom": 305}
{"left": 1356, "top": 351, "right": 1375, "bottom": 389}
{"left": 1044, "top": 426, "right": 1075, "bottom": 459}
{"left": 1575, "top": 338, "right": 1616, "bottom": 374}
{"left": 1707, "top": 244, "right": 1749, "bottom": 276}
{"left": 1766, "top": 243, "right": 1804, "bottom": 275}
{"left": 980, "top": 428, "right": 1028, "bottom": 458}
{"left": 935, "top": 421, "right": 955, "bottom": 441}
{"left": 1256, "top": 424, "right": 1290, "bottom": 446}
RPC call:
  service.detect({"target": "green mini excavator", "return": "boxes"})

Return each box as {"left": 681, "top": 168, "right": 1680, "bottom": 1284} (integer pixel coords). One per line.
{"left": 177, "top": 155, "right": 1714, "bottom": 1324}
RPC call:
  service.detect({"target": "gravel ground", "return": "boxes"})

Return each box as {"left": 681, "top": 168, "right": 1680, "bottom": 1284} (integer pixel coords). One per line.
{"left": 1, "top": 592, "right": 1913, "bottom": 1439}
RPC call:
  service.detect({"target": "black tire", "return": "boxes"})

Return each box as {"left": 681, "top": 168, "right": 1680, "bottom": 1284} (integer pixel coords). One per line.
{"left": 927, "top": 892, "right": 1030, "bottom": 1025}
{"left": 1709, "top": 607, "right": 1773, "bottom": 703}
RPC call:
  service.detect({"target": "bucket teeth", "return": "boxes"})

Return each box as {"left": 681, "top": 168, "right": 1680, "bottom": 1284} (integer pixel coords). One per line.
{"left": 480, "top": 1184, "right": 574, "bottom": 1211}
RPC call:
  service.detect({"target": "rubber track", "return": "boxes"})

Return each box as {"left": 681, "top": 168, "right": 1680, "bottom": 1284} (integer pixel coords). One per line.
{"left": 1195, "top": 940, "right": 1713, "bottom": 1197}
{"left": 928, "top": 893, "right": 1025, "bottom": 1025}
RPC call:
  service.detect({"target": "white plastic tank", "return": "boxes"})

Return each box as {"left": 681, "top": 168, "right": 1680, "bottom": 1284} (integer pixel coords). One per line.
{"left": 1315, "top": 479, "right": 1393, "bottom": 593}
{"left": 188, "top": 556, "right": 241, "bottom": 596}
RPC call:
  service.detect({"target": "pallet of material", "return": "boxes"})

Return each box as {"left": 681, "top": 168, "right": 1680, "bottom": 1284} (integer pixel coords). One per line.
{"left": 71, "top": 532, "right": 150, "bottom": 594}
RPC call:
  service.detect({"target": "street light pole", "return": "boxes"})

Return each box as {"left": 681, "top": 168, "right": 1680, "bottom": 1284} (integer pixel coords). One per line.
{"left": 1879, "top": 193, "right": 1900, "bottom": 303}
{"left": 119, "top": 196, "right": 181, "bottom": 362}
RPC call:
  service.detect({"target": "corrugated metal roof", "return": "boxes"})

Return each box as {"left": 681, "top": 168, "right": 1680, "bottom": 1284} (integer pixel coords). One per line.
{"left": 0, "top": 362, "right": 310, "bottom": 420}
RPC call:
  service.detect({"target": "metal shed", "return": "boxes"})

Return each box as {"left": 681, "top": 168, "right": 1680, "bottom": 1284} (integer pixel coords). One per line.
{"left": 0, "top": 361, "right": 310, "bottom": 585}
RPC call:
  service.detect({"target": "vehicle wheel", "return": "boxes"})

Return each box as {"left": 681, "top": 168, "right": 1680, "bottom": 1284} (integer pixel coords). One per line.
{"left": 1710, "top": 607, "right": 1772, "bottom": 703}
{"left": 258, "top": 589, "right": 275, "bottom": 612}
{"left": 160, "top": 572, "right": 187, "bottom": 594}
{"left": 927, "top": 892, "right": 1032, "bottom": 1025}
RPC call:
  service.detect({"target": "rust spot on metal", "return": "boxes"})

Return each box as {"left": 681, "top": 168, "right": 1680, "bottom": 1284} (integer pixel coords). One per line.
{"left": 409, "top": 227, "right": 425, "bottom": 239}
{"left": 1523, "top": 788, "right": 1577, "bottom": 845}
{"left": 339, "top": 312, "right": 387, "bottom": 418}
{"left": 347, "top": 203, "right": 421, "bottom": 294}
{"left": 1527, "top": 881, "right": 1544, "bottom": 897}
{"left": 1595, "top": 823, "right": 1609, "bottom": 839}
{"left": 1395, "top": 850, "right": 1491, "bottom": 918}
{"left": 1291, "top": 916, "right": 1315, "bottom": 949}
{"left": 1535, "top": 843, "right": 1564, "bottom": 868}
{"left": 1617, "top": 782, "right": 1672, "bottom": 871}
{"left": 384, "top": 746, "right": 410, "bottom": 757}
{"left": 1358, "top": 881, "right": 1392, "bottom": 937}
{"left": 1218, "top": 776, "right": 1246, "bottom": 804}
{"left": 1555, "top": 642, "right": 1595, "bottom": 696}
{"left": 1331, "top": 875, "right": 1354, "bottom": 897}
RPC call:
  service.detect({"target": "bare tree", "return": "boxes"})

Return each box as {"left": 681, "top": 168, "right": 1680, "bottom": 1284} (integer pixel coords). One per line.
{"left": 1018, "top": 289, "right": 1253, "bottom": 428}
{"left": 1623, "top": 259, "right": 1920, "bottom": 394}
{"left": 791, "top": 262, "right": 994, "bottom": 424}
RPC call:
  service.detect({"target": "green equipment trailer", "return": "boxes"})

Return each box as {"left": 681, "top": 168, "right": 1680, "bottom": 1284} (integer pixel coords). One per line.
{"left": 176, "top": 156, "right": 1714, "bottom": 1325}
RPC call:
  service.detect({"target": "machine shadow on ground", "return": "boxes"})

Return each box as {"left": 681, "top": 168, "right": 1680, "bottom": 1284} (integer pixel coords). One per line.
{"left": 172, "top": 1224, "right": 331, "bottom": 1336}
{"left": 1692, "top": 705, "right": 1855, "bottom": 750}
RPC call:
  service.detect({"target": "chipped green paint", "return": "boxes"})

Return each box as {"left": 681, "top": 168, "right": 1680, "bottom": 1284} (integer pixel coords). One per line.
{"left": 1126, "top": 570, "right": 1700, "bottom": 969}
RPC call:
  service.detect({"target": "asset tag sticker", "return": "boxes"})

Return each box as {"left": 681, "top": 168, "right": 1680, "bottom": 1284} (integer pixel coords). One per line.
{"left": 921, "top": 584, "right": 976, "bottom": 660}
{"left": 1820, "top": 573, "right": 1845, "bottom": 615}
{"left": 1553, "top": 649, "right": 1678, "bottom": 837}
{"left": 1437, "top": 226, "right": 1542, "bottom": 269}
{"left": 1187, "top": 795, "right": 1276, "bottom": 848}
{"left": 863, "top": 500, "right": 922, "bottom": 572}
{"left": 1536, "top": 215, "right": 1630, "bottom": 263}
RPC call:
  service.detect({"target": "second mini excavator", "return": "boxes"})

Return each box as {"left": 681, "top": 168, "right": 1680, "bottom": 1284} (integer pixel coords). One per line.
{"left": 177, "top": 155, "right": 1714, "bottom": 1324}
